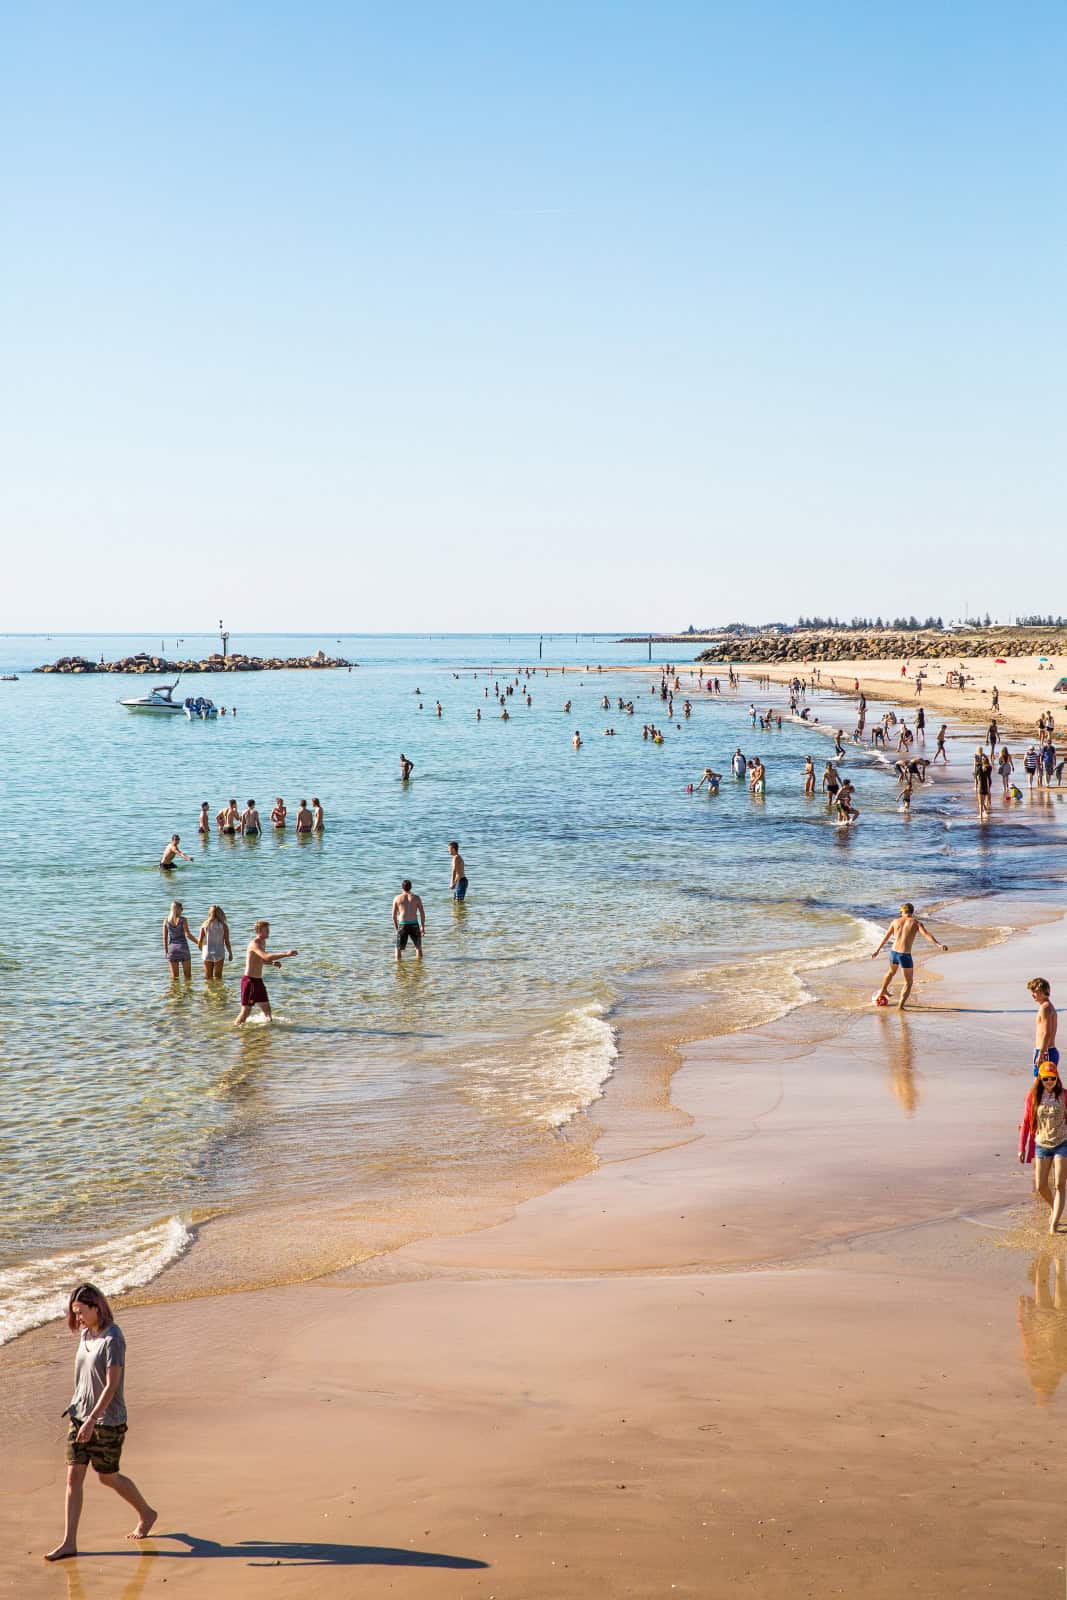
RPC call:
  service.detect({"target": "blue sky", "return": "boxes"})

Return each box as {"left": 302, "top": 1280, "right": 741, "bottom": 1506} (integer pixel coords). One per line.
{"left": 4, "top": 3, "right": 1064, "bottom": 630}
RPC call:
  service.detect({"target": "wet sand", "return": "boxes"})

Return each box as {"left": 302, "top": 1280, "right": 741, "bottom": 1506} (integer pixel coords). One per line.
{"left": 4, "top": 893, "right": 1065, "bottom": 1597}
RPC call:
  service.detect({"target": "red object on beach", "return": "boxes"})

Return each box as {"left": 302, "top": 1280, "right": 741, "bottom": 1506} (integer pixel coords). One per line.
{"left": 995, "top": 657, "right": 1006, "bottom": 664}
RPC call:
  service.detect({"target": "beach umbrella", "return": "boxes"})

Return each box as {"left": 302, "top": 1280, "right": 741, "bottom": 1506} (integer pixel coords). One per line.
{"left": 1040, "top": 656, "right": 1049, "bottom": 662}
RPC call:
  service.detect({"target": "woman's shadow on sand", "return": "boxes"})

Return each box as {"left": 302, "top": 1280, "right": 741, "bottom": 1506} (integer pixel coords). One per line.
{"left": 97, "top": 1532, "right": 488, "bottom": 1568}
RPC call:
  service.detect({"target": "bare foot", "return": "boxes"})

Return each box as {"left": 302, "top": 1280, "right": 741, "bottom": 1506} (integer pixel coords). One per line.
{"left": 44, "top": 1545, "right": 77, "bottom": 1562}
{"left": 127, "top": 1509, "right": 158, "bottom": 1540}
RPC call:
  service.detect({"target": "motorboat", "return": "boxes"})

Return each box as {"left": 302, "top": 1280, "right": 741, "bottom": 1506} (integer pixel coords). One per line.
{"left": 1, "top": 674, "right": 18, "bottom": 682}
{"left": 119, "top": 680, "right": 186, "bottom": 714}
{"left": 184, "top": 695, "right": 218, "bottom": 720}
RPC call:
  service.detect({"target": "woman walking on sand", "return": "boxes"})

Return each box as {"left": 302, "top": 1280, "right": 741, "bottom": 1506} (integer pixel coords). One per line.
{"left": 1020, "top": 1063, "right": 1067, "bottom": 1235}
{"left": 162, "top": 901, "right": 194, "bottom": 980}
{"left": 45, "top": 1284, "right": 156, "bottom": 1561}
{"left": 197, "top": 903, "right": 232, "bottom": 979}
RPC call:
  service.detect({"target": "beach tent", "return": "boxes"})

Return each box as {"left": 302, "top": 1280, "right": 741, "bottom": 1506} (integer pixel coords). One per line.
{"left": 1054, "top": 678, "right": 1067, "bottom": 693}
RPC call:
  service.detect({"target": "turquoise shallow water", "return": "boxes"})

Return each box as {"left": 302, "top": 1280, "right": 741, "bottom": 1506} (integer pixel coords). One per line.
{"left": 1, "top": 632, "right": 1063, "bottom": 1339}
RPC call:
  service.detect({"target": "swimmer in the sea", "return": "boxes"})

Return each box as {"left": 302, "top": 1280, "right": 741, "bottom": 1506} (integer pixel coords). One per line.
{"left": 573, "top": 730, "right": 582, "bottom": 749}
{"left": 271, "top": 798, "right": 287, "bottom": 829}
{"left": 240, "top": 800, "right": 261, "bottom": 837}
{"left": 197, "top": 802, "right": 210, "bottom": 836}
{"left": 159, "top": 835, "right": 192, "bottom": 871}
{"left": 696, "top": 767, "right": 721, "bottom": 793}
{"left": 312, "top": 798, "right": 324, "bottom": 832}
{"left": 400, "top": 754, "right": 414, "bottom": 781}
{"left": 295, "top": 799, "right": 313, "bottom": 834}
{"left": 803, "top": 756, "right": 815, "bottom": 795}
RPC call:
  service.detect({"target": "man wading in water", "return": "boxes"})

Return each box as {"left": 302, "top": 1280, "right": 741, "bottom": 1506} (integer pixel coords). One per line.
{"left": 871, "top": 903, "right": 947, "bottom": 1009}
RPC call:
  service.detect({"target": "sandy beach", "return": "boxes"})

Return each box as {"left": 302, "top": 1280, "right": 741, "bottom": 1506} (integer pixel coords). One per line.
{"left": 735, "top": 652, "right": 1067, "bottom": 745}
{"left": 5, "top": 881, "right": 1066, "bottom": 1599}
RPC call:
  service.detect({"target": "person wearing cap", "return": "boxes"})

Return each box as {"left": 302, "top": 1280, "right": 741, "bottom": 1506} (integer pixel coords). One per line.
{"left": 1020, "top": 1061, "right": 1067, "bottom": 1233}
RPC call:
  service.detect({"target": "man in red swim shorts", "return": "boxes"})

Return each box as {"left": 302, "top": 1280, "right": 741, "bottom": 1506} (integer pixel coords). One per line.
{"left": 234, "top": 920, "right": 298, "bottom": 1026}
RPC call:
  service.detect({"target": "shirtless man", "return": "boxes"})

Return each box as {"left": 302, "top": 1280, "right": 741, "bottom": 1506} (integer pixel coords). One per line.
{"left": 159, "top": 834, "right": 192, "bottom": 871}
{"left": 1029, "top": 978, "right": 1059, "bottom": 1076}
{"left": 311, "top": 798, "right": 324, "bottom": 832}
{"left": 217, "top": 799, "right": 240, "bottom": 835}
{"left": 871, "top": 903, "right": 947, "bottom": 1008}
{"left": 295, "top": 799, "right": 313, "bottom": 834}
{"left": 449, "top": 841, "right": 468, "bottom": 901}
{"left": 197, "top": 802, "right": 211, "bottom": 836}
{"left": 233, "top": 920, "right": 298, "bottom": 1025}
{"left": 933, "top": 725, "right": 948, "bottom": 764}
{"left": 399, "top": 754, "right": 414, "bottom": 781}
{"left": 240, "top": 799, "right": 261, "bottom": 837}
{"left": 392, "top": 880, "right": 426, "bottom": 962}
{"left": 270, "top": 797, "right": 287, "bottom": 829}
{"left": 836, "top": 779, "right": 859, "bottom": 821}
{"left": 572, "top": 730, "right": 582, "bottom": 749}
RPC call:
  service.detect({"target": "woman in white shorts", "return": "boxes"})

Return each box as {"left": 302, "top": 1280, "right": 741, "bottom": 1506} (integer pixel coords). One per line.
{"left": 197, "top": 904, "right": 232, "bottom": 980}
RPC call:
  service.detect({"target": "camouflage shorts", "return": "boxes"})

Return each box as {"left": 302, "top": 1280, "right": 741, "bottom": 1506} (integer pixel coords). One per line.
{"left": 66, "top": 1418, "right": 127, "bottom": 1474}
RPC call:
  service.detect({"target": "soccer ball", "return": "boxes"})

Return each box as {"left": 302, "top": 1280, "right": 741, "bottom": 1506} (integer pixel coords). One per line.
{"left": 872, "top": 993, "right": 888, "bottom": 1007}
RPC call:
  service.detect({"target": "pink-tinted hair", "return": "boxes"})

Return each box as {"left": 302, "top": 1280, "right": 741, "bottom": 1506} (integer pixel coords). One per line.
{"left": 67, "top": 1283, "right": 114, "bottom": 1331}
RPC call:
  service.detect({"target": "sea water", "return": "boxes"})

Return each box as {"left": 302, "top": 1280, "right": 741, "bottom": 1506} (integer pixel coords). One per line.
{"left": 1, "top": 632, "right": 1062, "bottom": 1340}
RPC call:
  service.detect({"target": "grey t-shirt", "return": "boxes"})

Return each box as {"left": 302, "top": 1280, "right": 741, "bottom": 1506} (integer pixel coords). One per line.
{"left": 70, "top": 1322, "right": 127, "bottom": 1426}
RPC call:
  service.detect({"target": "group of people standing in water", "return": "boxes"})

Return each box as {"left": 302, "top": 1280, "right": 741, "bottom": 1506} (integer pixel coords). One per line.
{"left": 204, "top": 796, "right": 324, "bottom": 837}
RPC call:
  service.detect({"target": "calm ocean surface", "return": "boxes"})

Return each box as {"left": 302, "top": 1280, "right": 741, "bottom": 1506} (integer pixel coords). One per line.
{"left": 1, "top": 632, "right": 1061, "bottom": 1340}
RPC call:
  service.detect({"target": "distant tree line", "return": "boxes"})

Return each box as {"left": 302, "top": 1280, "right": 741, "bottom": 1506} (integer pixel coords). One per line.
{"left": 1017, "top": 614, "right": 1067, "bottom": 627}
{"left": 794, "top": 615, "right": 945, "bottom": 631}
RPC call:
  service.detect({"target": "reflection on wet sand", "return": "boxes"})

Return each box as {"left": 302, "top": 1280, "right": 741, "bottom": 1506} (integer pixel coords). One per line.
{"left": 62, "top": 1550, "right": 153, "bottom": 1600}
{"left": 1018, "top": 1255, "right": 1067, "bottom": 1404}
{"left": 885, "top": 1013, "right": 918, "bottom": 1114}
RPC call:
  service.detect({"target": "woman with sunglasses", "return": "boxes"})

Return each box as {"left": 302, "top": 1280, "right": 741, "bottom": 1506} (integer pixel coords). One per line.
{"left": 45, "top": 1283, "right": 156, "bottom": 1561}
{"left": 1020, "top": 1062, "right": 1067, "bottom": 1234}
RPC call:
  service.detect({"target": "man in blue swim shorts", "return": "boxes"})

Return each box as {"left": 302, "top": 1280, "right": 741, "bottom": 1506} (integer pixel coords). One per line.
{"left": 1030, "top": 978, "right": 1059, "bottom": 1076}
{"left": 871, "top": 902, "right": 948, "bottom": 1009}
{"left": 448, "top": 841, "right": 469, "bottom": 902}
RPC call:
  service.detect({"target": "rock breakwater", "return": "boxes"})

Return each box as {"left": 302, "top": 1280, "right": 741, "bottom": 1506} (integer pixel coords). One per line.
{"left": 35, "top": 650, "right": 354, "bottom": 674}
{"left": 695, "top": 628, "right": 1067, "bottom": 666}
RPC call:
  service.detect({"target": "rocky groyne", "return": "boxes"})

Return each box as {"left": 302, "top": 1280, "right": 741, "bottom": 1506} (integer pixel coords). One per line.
{"left": 35, "top": 650, "right": 354, "bottom": 674}
{"left": 694, "top": 629, "right": 1067, "bottom": 666}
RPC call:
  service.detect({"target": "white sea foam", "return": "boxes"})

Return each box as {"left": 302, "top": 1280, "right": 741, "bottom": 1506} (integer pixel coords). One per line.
{"left": 536, "top": 1003, "right": 619, "bottom": 1128}
{"left": 0, "top": 1215, "right": 192, "bottom": 1346}
{"left": 464, "top": 1002, "right": 619, "bottom": 1130}
{"left": 672, "top": 912, "right": 884, "bottom": 1031}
